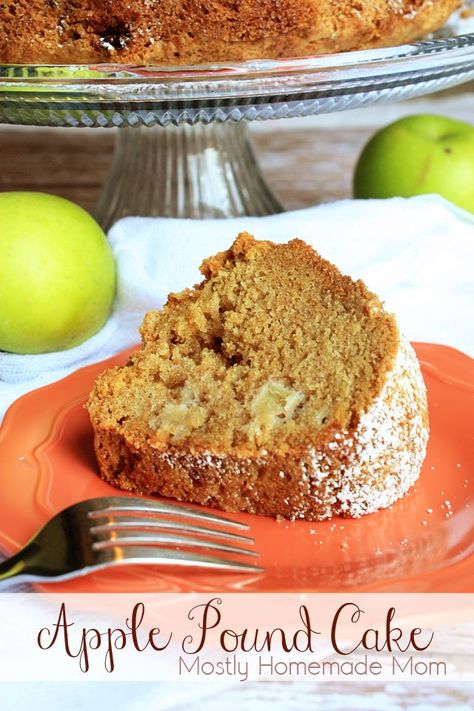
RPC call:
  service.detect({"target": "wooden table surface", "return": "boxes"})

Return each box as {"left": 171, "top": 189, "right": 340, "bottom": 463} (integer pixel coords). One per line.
{"left": 0, "top": 123, "right": 366, "bottom": 213}
{"left": 0, "top": 89, "right": 473, "bottom": 710}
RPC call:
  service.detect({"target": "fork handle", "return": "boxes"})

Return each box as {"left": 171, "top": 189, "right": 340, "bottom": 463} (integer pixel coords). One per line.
{"left": 0, "top": 549, "right": 32, "bottom": 587}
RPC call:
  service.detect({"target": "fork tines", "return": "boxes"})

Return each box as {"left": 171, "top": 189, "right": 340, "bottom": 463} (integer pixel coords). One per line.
{"left": 86, "top": 496, "right": 263, "bottom": 573}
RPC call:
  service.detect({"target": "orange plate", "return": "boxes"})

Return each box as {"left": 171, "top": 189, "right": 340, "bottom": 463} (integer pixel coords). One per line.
{"left": 0, "top": 343, "right": 472, "bottom": 593}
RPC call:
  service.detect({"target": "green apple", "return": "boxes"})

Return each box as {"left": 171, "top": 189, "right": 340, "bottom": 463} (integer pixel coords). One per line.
{"left": 353, "top": 114, "right": 474, "bottom": 213}
{"left": 0, "top": 192, "right": 116, "bottom": 354}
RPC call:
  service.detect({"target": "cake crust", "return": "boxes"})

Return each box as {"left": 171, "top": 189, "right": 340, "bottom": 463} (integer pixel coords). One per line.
{"left": 88, "top": 234, "right": 429, "bottom": 521}
{"left": 0, "top": 1, "right": 461, "bottom": 65}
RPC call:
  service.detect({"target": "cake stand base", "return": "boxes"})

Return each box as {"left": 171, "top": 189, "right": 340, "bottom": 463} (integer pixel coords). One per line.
{"left": 94, "top": 123, "right": 284, "bottom": 230}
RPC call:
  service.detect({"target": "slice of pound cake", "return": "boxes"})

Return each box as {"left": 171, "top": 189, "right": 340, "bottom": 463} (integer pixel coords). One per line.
{"left": 87, "top": 233, "right": 429, "bottom": 521}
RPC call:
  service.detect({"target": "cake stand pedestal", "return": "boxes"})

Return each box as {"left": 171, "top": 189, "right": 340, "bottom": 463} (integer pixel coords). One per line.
{"left": 95, "top": 123, "right": 283, "bottom": 229}
{"left": 1, "top": 22, "right": 474, "bottom": 229}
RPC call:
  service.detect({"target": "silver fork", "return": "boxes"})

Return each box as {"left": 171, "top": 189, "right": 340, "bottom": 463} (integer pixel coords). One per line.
{"left": 0, "top": 496, "right": 263, "bottom": 586}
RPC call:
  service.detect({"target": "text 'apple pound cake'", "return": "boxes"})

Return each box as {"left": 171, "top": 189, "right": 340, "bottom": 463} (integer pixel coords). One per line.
{"left": 0, "top": 1, "right": 461, "bottom": 65}
{"left": 87, "top": 233, "right": 429, "bottom": 522}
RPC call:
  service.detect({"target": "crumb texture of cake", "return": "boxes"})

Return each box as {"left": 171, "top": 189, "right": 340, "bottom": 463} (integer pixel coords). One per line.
{"left": 0, "top": 1, "right": 460, "bottom": 65}
{"left": 88, "top": 232, "right": 429, "bottom": 521}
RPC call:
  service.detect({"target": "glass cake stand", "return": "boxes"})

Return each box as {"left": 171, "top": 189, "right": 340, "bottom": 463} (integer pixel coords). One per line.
{"left": 1, "top": 10, "right": 474, "bottom": 229}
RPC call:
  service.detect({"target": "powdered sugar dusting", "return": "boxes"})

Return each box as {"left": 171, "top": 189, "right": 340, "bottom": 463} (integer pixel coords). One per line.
{"left": 297, "top": 338, "right": 429, "bottom": 519}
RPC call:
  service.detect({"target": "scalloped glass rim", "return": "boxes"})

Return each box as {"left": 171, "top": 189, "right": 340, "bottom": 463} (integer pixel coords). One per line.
{"left": 0, "top": 32, "right": 473, "bottom": 88}
{"left": 1, "top": 24, "right": 473, "bottom": 126}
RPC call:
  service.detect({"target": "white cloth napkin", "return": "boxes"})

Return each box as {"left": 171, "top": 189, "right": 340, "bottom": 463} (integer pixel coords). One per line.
{"left": 0, "top": 194, "right": 473, "bottom": 421}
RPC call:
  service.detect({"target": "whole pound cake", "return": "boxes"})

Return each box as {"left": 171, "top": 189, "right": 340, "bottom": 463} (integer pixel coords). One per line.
{"left": 87, "top": 233, "right": 429, "bottom": 521}
{"left": 0, "top": 1, "right": 460, "bottom": 65}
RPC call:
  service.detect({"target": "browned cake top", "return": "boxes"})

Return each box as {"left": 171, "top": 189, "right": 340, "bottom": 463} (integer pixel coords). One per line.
{"left": 0, "top": 1, "right": 461, "bottom": 64}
